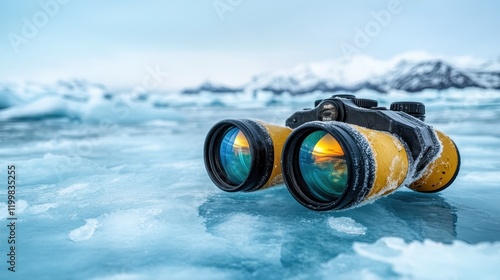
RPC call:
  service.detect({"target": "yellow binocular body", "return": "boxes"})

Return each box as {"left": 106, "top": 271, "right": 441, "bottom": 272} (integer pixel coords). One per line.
{"left": 204, "top": 96, "right": 460, "bottom": 211}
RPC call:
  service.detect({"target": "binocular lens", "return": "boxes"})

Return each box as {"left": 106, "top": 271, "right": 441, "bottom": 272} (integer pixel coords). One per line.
{"left": 204, "top": 119, "right": 292, "bottom": 192}
{"left": 283, "top": 122, "right": 411, "bottom": 211}
{"left": 299, "top": 130, "right": 348, "bottom": 202}
{"left": 219, "top": 127, "right": 252, "bottom": 185}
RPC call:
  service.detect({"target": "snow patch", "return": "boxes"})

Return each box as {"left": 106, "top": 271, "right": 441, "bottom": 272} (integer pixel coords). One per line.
{"left": 17, "top": 200, "right": 29, "bottom": 214}
{"left": 58, "top": 183, "right": 89, "bottom": 195}
{"left": 69, "top": 219, "right": 99, "bottom": 242}
{"left": 462, "top": 171, "right": 500, "bottom": 183}
{"left": 328, "top": 217, "right": 367, "bottom": 235}
{"left": 213, "top": 214, "right": 261, "bottom": 243}
{"left": 353, "top": 237, "right": 500, "bottom": 280}
{"left": 28, "top": 203, "right": 58, "bottom": 214}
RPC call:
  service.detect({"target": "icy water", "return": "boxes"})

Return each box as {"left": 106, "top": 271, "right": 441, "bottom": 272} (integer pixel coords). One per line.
{"left": 1, "top": 90, "right": 500, "bottom": 279}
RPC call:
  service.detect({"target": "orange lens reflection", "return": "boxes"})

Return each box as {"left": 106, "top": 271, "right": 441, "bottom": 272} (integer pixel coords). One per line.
{"left": 299, "top": 130, "right": 348, "bottom": 202}
{"left": 312, "top": 133, "right": 345, "bottom": 163}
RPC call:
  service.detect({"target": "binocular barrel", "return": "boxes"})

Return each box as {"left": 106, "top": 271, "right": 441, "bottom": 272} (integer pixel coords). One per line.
{"left": 408, "top": 130, "right": 461, "bottom": 193}
{"left": 204, "top": 119, "right": 292, "bottom": 192}
{"left": 203, "top": 96, "right": 461, "bottom": 211}
{"left": 282, "top": 122, "right": 460, "bottom": 211}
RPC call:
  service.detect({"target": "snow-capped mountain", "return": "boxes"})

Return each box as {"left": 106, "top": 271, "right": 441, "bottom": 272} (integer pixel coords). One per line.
{"left": 374, "top": 60, "right": 483, "bottom": 93}
{"left": 184, "top": 54, "right": 500, "bottom": 95}
{"left": 182, "top": 81, "right": 242, "bottom": 94}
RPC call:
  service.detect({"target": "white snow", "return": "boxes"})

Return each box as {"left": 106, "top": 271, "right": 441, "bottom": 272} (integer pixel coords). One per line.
{"left": 58, "top": 183, "right": 90, "bottom": 196}
{"left": 354, "top": 237, "right": 500, "bottom": 280}
{"left": 69, "top": 219, "right": 99, "bottom": 242}
{"left": 328, "top": 217, "right": 367, "bottom": 235}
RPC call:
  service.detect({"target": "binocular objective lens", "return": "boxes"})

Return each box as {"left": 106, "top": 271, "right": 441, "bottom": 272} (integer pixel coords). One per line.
{"left": 298, "top": 130, "right": 349, "bottom": 202}
{"left": 219, "top": 126, "right": 252, "bottom": 185}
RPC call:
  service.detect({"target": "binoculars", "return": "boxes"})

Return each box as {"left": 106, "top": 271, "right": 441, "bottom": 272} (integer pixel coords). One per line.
{"left": 204, "top": 95, "right": 460, "bottom": 211}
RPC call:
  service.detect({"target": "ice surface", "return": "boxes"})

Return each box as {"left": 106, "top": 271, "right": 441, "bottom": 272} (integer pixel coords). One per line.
{"left": 1, "top": 88, "right": 500, "bottom": 279}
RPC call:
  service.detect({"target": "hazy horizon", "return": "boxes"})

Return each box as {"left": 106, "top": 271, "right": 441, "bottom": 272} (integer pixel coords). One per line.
{"left": 1, "top": 0, "right": 499, "bottom": 89}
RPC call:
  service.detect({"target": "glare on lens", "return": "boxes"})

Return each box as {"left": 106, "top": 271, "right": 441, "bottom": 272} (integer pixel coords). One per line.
{"left": 299, "top": 131, "right": 348, "bottom": 202}
{"left": 311, "top": 132, "right": 345, "bottom": 161}
{"left": 233, "top": 131, "right": 249, "bottom": 149}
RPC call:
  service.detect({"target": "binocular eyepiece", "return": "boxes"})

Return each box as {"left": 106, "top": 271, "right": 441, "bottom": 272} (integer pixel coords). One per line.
{"left": 204, "top": 95, "right": 460, "bottom": 211}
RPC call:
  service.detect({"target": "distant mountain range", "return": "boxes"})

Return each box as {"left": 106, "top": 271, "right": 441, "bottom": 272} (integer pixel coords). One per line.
{"left": 2, "top": 54, "right": 499, "bottom": 108}
{"left": 182, "top": 54, "right": 500, "bottom": 95}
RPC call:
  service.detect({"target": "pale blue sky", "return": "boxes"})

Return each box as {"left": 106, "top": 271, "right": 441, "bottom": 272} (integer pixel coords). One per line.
{"left": 1, "top": 0, "right": 498, "bottom": 88}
